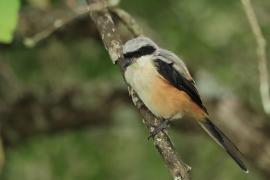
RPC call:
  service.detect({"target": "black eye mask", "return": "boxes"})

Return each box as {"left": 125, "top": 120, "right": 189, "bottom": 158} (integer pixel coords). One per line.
{"left": 123, "top": 45, "right": 156, "bottom": 59}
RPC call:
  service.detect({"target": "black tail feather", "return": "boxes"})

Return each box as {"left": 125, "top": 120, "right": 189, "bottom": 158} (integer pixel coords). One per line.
{"left": 198, "top": 118, "right": 248, "bottom": 173}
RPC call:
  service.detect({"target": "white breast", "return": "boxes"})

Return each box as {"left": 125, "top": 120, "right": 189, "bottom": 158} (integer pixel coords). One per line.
{"left": 125, "top": 56, "right": 157, "bottom": 93}
{"left": 124, "top": 56, "right": 187, "bottom": 120}
{"left": 124, "top": 56, "right": 162, "bottom": 117}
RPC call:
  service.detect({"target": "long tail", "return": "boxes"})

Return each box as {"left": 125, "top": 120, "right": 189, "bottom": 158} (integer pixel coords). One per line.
{"left": 198, "top": 118, "right": 248, "bottom": 173}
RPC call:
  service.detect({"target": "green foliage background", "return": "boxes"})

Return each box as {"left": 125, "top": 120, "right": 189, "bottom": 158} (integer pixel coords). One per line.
{"left": 0, "top": 0, "right": 20, "bottom": 43}
{"left": 0, "top": 0, "right": 270, "bottom": 179}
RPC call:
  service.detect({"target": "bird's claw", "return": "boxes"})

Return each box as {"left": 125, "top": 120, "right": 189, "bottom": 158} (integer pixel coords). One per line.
{"left": 148, "top": 120, "right": 171, "bottom": 140}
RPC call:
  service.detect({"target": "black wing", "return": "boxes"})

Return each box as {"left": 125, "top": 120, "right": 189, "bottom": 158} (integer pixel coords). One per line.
{"left": 154, "top": 59, "right": 208, "bottom": 113}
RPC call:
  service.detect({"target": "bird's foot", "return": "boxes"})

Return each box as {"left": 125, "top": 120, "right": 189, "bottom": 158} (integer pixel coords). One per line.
{"left": 148, "top": 120, "right": 171, "bottom": 140}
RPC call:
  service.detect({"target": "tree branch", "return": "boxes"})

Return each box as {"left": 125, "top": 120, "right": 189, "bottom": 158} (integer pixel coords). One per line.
{"left": 18, "top": 2, "right": 120, "bottom": 47}
{"left": 110, "top": 7, "right": 143, "bottom": 36}
{"left": 241, "top": 0, "right": 270, "bottom": 115}
{"left": 23, "top": 7, "right": 89, "bottom": 47}
{"left": 86, "top": 0, "right": 191, "bottom": 179}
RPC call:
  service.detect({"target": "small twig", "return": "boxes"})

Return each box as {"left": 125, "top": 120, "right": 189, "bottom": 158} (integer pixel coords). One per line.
{"left": 86, "top": 0, "right": 191, "bottom": 179}
{"left": 23, "top": 7, "right": 89, "bottom": 47}
{"left": 241, "top": 0, "right": 270, "bottom": 115}
{"left": 110, "top": 7, "right": 144, "bottom": 36}
{"left": 21, "top": 1, "right": 121, "bottom": 48}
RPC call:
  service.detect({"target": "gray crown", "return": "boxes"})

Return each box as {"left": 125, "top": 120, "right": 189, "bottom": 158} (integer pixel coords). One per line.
{"left": 123, "top": 36, "right": 159, "bottom": 54}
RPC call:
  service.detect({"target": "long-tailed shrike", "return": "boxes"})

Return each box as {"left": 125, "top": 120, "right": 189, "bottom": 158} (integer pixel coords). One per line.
{"left": 123, "top": 36, "right": 248, "bottom": 172}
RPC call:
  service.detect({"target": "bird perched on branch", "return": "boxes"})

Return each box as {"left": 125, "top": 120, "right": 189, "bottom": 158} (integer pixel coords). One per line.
{"left": 123, "top": 36, "right": 248, "bottom": 173}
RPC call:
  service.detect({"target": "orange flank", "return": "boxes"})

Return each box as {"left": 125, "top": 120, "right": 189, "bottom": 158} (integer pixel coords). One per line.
{"left": 151, "top": 76, "right": 207, "bottom": 120}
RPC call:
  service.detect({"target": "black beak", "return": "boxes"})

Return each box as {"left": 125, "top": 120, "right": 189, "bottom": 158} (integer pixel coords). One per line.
{"left": 123, "top": 58, "right": 133, "bottom": 69}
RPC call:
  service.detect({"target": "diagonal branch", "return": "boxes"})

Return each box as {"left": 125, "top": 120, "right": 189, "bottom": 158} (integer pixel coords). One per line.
{"left": 23, "top": 7, "right": 89, "bottom": 47}
{"left": 110, "top": 7, "right": 144, "bottom": 36}
{"left": 86, "top": 0, "right": 191, "bottom": 179}
{"left": 241, "top": 0, "right": 270, "bottom": 115}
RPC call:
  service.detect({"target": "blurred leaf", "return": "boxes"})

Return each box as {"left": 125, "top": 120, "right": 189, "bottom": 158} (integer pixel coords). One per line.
{"left": 0, "top": 0, "right": 20, "bottom": 43}
{"left": 26, "top": 0, "right": 51, "bottom": 9}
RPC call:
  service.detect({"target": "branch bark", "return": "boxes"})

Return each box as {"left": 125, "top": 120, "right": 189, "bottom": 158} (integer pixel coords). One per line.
{"left": 86, "top": 0, "right": 191, "bottom": 179}
{"left": 110, "top": 7, "right": 143, "bottom": 36}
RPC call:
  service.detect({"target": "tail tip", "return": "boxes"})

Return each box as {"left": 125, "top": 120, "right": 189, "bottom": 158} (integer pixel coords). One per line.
{"left": 239, "top": 162, "right": 249, "bottom": 173}
{"left": 240, "top": 164, "right": 249, "bottom": 174}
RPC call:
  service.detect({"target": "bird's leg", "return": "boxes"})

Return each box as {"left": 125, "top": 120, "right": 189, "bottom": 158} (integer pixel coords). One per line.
{"left": 148, "top": 119, "right": 171, "bottom": 140}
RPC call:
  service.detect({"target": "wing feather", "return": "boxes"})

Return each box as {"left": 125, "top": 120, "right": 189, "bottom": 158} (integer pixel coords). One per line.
{"left": 153, "top": 50, "right": 208, "bottom": 113}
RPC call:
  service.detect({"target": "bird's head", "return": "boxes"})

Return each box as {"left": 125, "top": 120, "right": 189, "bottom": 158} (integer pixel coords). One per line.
{"left": 122, "top": 36, "right": 158, "bottom": 68}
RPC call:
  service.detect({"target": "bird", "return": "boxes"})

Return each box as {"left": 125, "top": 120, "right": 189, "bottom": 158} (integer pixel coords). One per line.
{"left": 122, "top": 36, "right": 248, "bottom": 173}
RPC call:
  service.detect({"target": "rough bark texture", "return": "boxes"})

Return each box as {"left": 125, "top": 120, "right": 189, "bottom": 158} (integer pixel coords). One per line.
{"left": 86, "top": 0, "right": 191, "bottom": 179}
